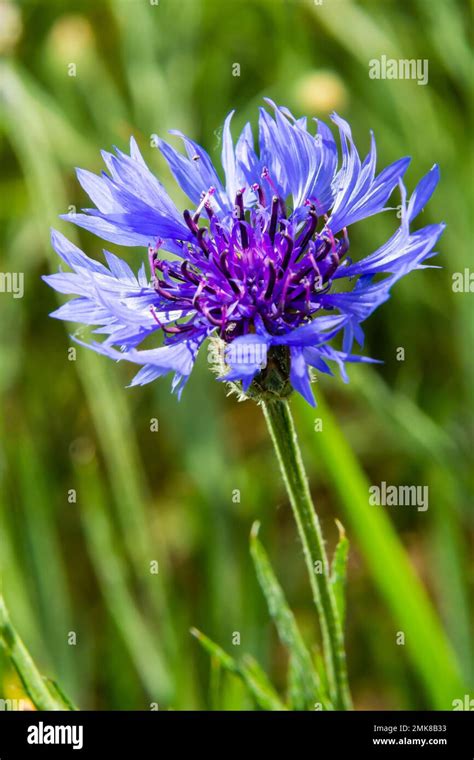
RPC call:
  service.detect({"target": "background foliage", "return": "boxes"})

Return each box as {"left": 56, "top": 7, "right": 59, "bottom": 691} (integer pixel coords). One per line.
{"left": 0, "top": 0, "right": 472, "bottom": 710}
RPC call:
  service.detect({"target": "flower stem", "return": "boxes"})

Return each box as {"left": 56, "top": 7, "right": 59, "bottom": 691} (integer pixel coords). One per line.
{"left": 0, "top": 593, "right": 65, "bottom": 710}
{"left": 262, "top": 398, "right": 352, "bottom": 710}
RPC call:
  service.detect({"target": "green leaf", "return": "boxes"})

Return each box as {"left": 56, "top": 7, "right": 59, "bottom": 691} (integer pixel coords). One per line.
{"left": 330, "top": 520, "right": 349, "bottom": 627}
{"left": 239, "top": 655, "right": 287, "bottom": 711}
{"left": 45, "top": 678, "right": 78, "bottom": 711}
{"left": 76, "top": 460, "right": 173, "bottom": 702}
{"left": 250, "top": 522, "right": 332, "bottom": 710}
{"left": 209, "top": 656, "right": 222, "bottom": 711}
{"left": 0, "top": 594, "right": 69, "bottom": 711}
{"left": 190, "top": 628, "right": 237, "bottom": 673}
{"left": 190, "top": 628, "right": 286, "bottom": 711}
{"left": 295, "top": 393, "right": 467, "bottom": 708}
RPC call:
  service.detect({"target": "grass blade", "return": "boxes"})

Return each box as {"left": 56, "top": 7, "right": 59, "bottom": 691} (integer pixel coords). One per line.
{"left": 250, "top": 521, "right": 330, "bottom": 710}
{"left": 190, "top": 628, "right": 286, "bottom": 711}
{"left": 330, "top": 520, "right": 349, "bottom": 628}
{"left": 295, "top": 393, "right": 467, "bottom": 708}
{"left": 75, "top": 459, "right": 173, "bottom": 702}
{"left": 0, "top": 594, "right": 69, "bottom": 711}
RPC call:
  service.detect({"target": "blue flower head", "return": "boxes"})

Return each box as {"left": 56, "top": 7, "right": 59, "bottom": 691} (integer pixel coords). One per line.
{"left": 44, "top": 101, "right": 444, "bottom": 405}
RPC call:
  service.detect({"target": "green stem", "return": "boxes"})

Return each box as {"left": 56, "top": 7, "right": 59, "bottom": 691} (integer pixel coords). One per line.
{"left": 262, "top": 398, "right": 352, "bottom": 710}
{"left": 0, "top": 594, "right": 65, "bottom": 710}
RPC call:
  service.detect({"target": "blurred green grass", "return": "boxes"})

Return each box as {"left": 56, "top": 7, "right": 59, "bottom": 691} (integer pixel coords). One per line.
{"left": 0, "top": 0, "right": 472, "bottom": 709}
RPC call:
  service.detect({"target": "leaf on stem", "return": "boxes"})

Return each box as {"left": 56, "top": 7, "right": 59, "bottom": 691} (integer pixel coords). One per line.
{"left": 330, "top": 520, "right": 349, "bottom": 628}
{"left": 250, "top": 522, "right": 332, "bottom": 710}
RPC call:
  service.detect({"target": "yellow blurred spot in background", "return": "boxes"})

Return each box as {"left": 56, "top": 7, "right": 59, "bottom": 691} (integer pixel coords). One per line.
{"left": 0, "top": 1, "right": 22, "bottom": 55}
{"left": 47, "top": 15, "right": 94, "bottom": 63}
{"left": 294, "top": 70, "right": 348, "bottom": 114}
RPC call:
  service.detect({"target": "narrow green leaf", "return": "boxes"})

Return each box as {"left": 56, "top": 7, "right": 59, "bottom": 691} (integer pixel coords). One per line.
{"left": 76, "top": 460, "right": 173, "bottom": 702}
{"left": 239, "top": 655, "right": 287, "bottom": 711}
{"left": 0, "top": 594, "right": 68, "bottom": 711}
{"left": 209, "top": 656, "right": 222, "bottom": 711}
{"left": 190, "top": 628, "right": 237, "bottom": 673}
{"left": 190, "top": 628, "right": 286, "bottom": 711}
{"left": 250, "top": 522, "right": 331, "bottom": 710}
{"left": 330, "top": 520, "right": 349, "bottom": 627}
{"left": 45, "top": 679, "right": 78, "bottom": 711}
{"left": 295, "top": 393, "right": 467, "bottom": 708}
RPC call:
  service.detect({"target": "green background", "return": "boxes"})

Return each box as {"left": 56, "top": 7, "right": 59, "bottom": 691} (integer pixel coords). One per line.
{"left": 0, "top": 0, "right": 472, "bottom": 710}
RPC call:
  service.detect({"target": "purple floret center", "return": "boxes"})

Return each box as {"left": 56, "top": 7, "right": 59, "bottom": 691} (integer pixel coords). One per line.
{"left": 149, "top": 180, "right": 349, "bottom": 342}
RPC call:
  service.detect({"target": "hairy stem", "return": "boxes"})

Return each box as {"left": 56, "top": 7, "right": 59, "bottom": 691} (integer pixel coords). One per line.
{"left": 262, "top": 398, "right": 352, "bottom": 710}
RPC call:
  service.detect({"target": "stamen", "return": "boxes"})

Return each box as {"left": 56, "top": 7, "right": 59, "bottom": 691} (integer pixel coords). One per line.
{"left": 194, "top": 186, "right": 215, "bottom": 221}
{"left": 295, "top": 209, "right": 318, "bottom": 255}
{"left": 216, "top": 250, "right": 232, "bottom": 281}
{"left": 280, "top": 233, "right": 294, "bottom": 272}
{"left": 183, "top": 209, "right": 199, "bottom": 235}
{"left": 279, "top": 273, "right": 294, "bottom": 310}
{"left": 154, "top": 280, "right": 181, "bottom": 301}
{"left": 261, "top": 166, "right": 278, "bottom": 195}
{"left": 264, "top": 260, "right": 276, "bottom": 299}
{"left": 165, "top": 176, "right": 349, "bottom": 338}
{"left": 218, "top": 250, "right": 230, "bottom": 276}
{"left": 148, "top": 249, "right": 157, "bottom": 278}
{"left": 268, "top": 195, "right": 279, "bottom": 243}
{"left": 148, "top": 239, "right": 163, "bottom": 279}
{"left": 234, "top": 190, "right": 245, "bottom": 220}
{"left": 325, "top": 226, "right": 337, "bottom": 252}
{"left": 197, "top": 228, "right": 209, "bottom": 255}
{"left": 339, "top": 227, "right": 350, "bottom": 257}
{"left": 150, "top": 305, "right": 162, "bottom": 325}
{"left": 162, "top": 322, "right": 194, "bottom": 335}
{"left": 308, "top": 252, "right": 322, "bottom": 280}
{"left": 161, "top": 323, "right": 187, "bottom": 334}
{"left": 181, "top": 260, "right": 201, "bottom": 284}
{"left": 150, "top": 306, "right": 194, "bottom": 335}
{"left": 252, "top": 183, "right": 266, "bottom": 207}
{"left": 315, "top": 238, "right": 332, "bottom": 261}
{"left": 322, "top": 252, "right": 340, "bottom": 282}
{"left": 235, "top": 190, "right": 249, "bottom": 249}
{"left": 197, "top": 301, "right": 224, "bottom": 326}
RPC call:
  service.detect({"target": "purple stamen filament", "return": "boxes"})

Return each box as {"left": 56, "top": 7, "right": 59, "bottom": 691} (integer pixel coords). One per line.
{"left": 151, "top": 187, "right": 350, "bottom": 339}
